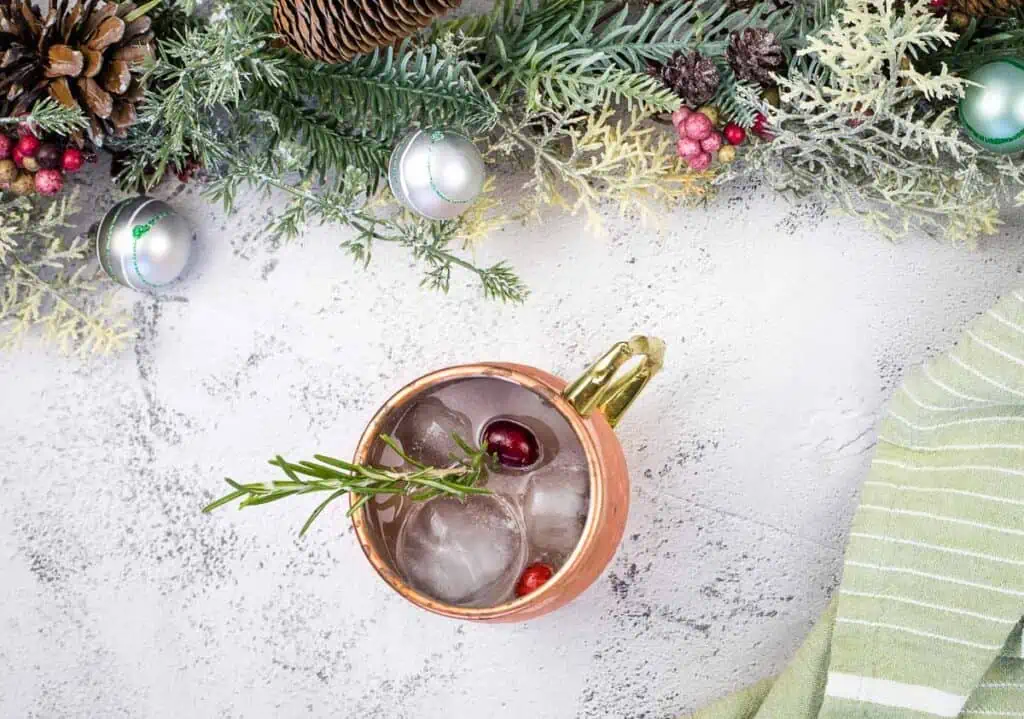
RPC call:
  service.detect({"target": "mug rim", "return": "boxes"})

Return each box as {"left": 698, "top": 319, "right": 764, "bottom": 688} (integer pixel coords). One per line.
{"left": 350, "top": 362, "right": 608, "bottom": 621}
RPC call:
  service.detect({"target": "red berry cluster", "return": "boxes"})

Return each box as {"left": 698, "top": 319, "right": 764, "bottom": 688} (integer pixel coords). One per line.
{"left": 0, "top": 122, "right": 84, "bottom": 198}
{"left": 672, "top": 105, "right": 756, "bottom": 170}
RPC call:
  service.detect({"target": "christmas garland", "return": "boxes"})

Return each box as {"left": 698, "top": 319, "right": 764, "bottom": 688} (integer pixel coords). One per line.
{"left": 1, "top": 0, "right": 1023, "bottom": 352}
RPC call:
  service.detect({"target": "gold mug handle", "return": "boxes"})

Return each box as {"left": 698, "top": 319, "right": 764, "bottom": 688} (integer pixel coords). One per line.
{"left": 563, "top": 336, "right": 666, "bottom": 428}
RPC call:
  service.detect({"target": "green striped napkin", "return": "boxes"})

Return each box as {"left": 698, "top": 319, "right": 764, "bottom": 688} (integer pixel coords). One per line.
{"left": 685, "top": 290, "right": 1024, "bottom": 719}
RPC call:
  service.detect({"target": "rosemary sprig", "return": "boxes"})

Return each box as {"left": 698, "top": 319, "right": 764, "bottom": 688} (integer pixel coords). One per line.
{"left": 203, "top": 433, "right": 493, "bottom": 536}
{"left": 0, "top": 98, "right": 88, "bottom": 136}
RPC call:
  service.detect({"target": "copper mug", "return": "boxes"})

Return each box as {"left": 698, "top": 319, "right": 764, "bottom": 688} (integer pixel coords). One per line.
{"left": 351, "top": 336, "right": 665, "bottom": 622}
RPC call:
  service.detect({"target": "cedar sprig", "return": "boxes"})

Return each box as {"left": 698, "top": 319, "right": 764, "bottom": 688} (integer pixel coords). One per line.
{"left": 0, "top": 191, "right": 131, "bottom": 354}
{"left": 203, "top": 433, "right": 494, "bottom": 536}
{"left": 746, "top": 0, "right": 1023, "bottom": 245}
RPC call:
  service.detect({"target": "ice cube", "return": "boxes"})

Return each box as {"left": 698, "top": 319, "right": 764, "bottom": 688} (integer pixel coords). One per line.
{"left": 396, "top": 494, "right": 527, "bottom": 607}
{"left": 522, "top": 462, "right": 590, "bottom": 559}
{"left": 393, "top": 396, "right": 473, "bottom": 468}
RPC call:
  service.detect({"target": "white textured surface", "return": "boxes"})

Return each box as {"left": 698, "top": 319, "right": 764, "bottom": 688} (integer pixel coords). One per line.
{"left": 2, "top": 171, "right": 1023, "bottom": 719}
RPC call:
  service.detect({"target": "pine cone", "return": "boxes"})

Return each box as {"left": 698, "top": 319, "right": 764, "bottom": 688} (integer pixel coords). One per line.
{"left": 274, "top": 0, "right": 461, "bottom": 64}
{"left": 727, "top": 28, "right": 784, "bottom": 86}
{"left": 651, "top": 51, "right": 720, "bottom": 107}
{"left": 0, "top": 0, "right": 153, "bottom": 147}
{"left": 947, "top": 0, "right": 1022, "bottom": 15}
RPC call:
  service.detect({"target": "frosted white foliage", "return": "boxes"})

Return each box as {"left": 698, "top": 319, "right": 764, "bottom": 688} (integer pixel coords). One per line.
{"left": 748, "top": 0, "right": 1024, "bottom": 244}
{"left": 0, "top": 191, "right": 131, "bottom": 354}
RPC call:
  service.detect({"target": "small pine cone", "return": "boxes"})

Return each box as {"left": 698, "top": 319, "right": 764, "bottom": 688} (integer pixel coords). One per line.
{"left": 656, "top": 51, "right": 721, "bottom": 107}
{"left": 727, "top": 28, "right": 784, "bottom": 86}
{"left": 947, "top": 0, "right": 1021, "bottom": 14}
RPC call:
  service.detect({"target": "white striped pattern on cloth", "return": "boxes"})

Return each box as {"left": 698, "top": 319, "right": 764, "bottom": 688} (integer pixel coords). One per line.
{"left": 825, "top": 673, "right": 966, "bottom": 717}
{"left": 682, "top": 291, "right": 1024, "bottom": 719}
{"left": 821, "top": 290, "right": 1024, "bottom": 719}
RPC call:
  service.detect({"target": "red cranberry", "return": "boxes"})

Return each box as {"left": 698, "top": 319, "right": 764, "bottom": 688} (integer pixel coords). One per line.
{"left": 483, "top": 420, "right": 539, "bottom": 468}
{"left": 16, "top": 134, "right": 40, "bottom": 157}
{"left": 175, "top": 157, "right": 202, "bottom": 183}
{"left": 0, "top": 134, "right": 14, "bottom": 160}
{"left": 61, "top": 147, "right": 84, "bottom": 173}
{"left": 723, "top": 122, "right": 747, "bottom": 146}
{"left": 34, "top": 169, "right": 63, "bottom": 196}
{"left": 515, "top": 563, "right": 554, "bottom": 597}
{"left": 752, "top": 113, "right": 774, "bottom": 140}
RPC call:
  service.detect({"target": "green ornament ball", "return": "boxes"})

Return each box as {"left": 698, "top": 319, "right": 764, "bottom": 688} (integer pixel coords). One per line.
{"left": 958, "top": 59, "right": 1024, "bottom": 154}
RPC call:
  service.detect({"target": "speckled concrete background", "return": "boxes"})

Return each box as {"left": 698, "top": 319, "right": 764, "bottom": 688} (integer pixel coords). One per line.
{"left": 2, "top": 161, "right": 1023, "bottom": 718}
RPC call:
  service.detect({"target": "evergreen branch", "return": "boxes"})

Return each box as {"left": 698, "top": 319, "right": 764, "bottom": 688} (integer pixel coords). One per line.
{"left": 123, "top": 0, "right": 163, "bottom": 23}
{"left": 278, "top": 42, "right": 499, "bottom": 137}
{"left": 248, "top": 85, "right": 393, "bottom": 181}
{"left": 749, "top": 0, "right": 1021, "bottom": 245}
{"left": 479, "top": 0, "right": 786, "bottom": 89}
{"left": 0, "top": 98, "right": 88, "bottom": 137}
{"left": 927, "top": 25, "right": 1024, "bottom": 71}
{"left": 524, "top": 65, "right": 680, "bottom": 112}
{"left": 207, "top": 157, "right": 529, "bottom": 303}
{"left": 112, "top": 5, "right": 288, "bottom": 188}
{"left": 203, "top": 433, "right": 494, "bottom": 536}
{"left": 711, "top": 64, "right": 760, "bottom": 128}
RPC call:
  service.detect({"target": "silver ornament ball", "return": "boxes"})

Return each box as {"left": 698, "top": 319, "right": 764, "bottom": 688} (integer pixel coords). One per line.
{"left": 959, "top": 58, "right": 1024, "bottom": 154}
{"left": 97, "top": 197, "right": 194, "bottom": 291}
{"left": 389, "top": 128, "right": 486, "bottom": 220}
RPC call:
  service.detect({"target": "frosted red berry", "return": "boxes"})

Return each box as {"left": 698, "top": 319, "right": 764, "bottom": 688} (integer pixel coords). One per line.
{"left": 34, "top": 169, "right": 63, "bottom": 196}
{"left": 515, "top": 563, "right": 554, "bottom": 597}
{"left": 483, "top": 420, "right": 539, "bottom": 468}
{"left": 752, "top": 113, "right": 773, "bottom": 140}
{"left": 676, "top": 137, "right": 701, "bottom": 159}
{"left": 671, "top": 106, "right": 692, "bottom": 129}
{"left": 61, "top": 147, "right": 84, "bottom": 173}
{"left": 683, "top": 112, "right": 713, "bottom": 141}
{"left": 0, "top": 134, "right": 14, "bottom": 160}
{"left": 701, "top": 132, "right": 723, "bottom": 153}
{"left": 723, "top": 122, "right": 747, "bottom": 146}
{"left": 688, "top": 151, "right": 712, "bottom": 171}
{"left": 16, "top": 134, "right": 40, "bottom": 157}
